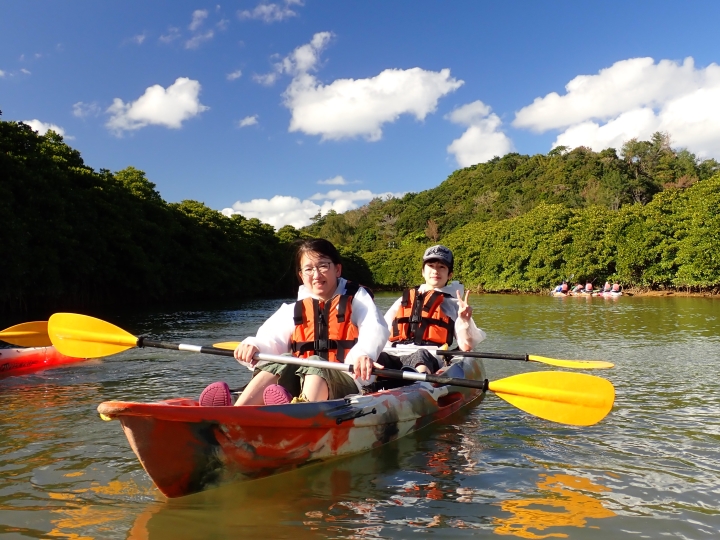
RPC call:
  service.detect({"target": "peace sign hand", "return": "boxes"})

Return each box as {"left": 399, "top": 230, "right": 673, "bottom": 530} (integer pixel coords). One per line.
{"left": 456, "top": 289, "right": 472, "bottom": 320}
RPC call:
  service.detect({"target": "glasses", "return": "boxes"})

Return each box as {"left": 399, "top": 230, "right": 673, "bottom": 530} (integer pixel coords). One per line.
{"left": 301, "top": 262, "right": 333, "bottom": 276}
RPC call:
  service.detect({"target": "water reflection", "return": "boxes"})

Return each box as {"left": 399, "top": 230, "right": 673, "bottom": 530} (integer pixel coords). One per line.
{"left": 492, "top": 473, "right": 615, "bottom": 539}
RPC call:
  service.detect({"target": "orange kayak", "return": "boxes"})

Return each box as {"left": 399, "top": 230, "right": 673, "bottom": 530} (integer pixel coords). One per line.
{"left": 98, "top": 356, "right": 487, "bottom": 498}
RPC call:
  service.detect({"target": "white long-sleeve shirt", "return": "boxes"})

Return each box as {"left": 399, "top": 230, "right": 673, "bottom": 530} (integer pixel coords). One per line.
{"left": 241, "top": 278, "right": 390, "bottom": 386}
{"left": 384, "top": 281, "right": 485, "bottom": 351}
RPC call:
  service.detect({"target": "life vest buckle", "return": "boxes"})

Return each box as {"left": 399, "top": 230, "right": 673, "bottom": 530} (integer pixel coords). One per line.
{"left": 315, "top": 338, "right": 330, "bottom": 352}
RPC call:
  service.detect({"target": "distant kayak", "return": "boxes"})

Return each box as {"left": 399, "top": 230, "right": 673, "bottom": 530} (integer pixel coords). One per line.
{"left": 0, "top": 346, "right": 88, "bottom": 377}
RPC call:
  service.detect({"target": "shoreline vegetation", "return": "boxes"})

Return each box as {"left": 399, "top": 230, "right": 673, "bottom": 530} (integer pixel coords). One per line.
{"left": 2, "top": 117, "right": 720, "bottom": 317}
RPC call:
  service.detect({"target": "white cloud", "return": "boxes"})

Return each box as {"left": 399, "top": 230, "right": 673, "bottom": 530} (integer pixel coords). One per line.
{"left": 446, "top": 100, "right": 514, "bottom": 167}
{"left": 0, "top": 70, "right": 5, "bottom": 77}
{"left": 317, "top": 175, "right": 359, "bottom": 185}
{"left": 72, "top": 101, "right": 101, "bottom": 118}
{"left": 227, "top": 69, "right": 242, "bottom": 81}
{"left": 238, "top": 1, "right": 302, "bottom": 22}
{"left": 513, "top": 56, "right": 720, "bottom": 158}
{"left": 276, "top": 33, "right": 463, "bottom": 141}
{"left": 238, "top": 115, "right": 258, "bottom": 127}
{"left": 160, "top": 27, "right": 181, "bottom": 43}
{"left": 189, "top": 9, "right": 208, "bottom": 31}
{"left": 222, "top": 188, "right": 403, "bottom": 229}
{"left": 23, "top": 119, "right": 72, "bottom": 139}
{"left": 186, "top": 30, "right": 214, "bottom": 49}
{"left": 217, "top": 18, "right": 230, "bottom": 30}
{"left": 105, "top": 77, "right": 209, "bottom": 134}
{"left": 126, "top": 33, "right": 146, "bottom": 45}
{"left": 253, "top": 72, "right": 279, "bottom": 86}
{"left": 21, "top": 68, "right": 31, "bottom": 75}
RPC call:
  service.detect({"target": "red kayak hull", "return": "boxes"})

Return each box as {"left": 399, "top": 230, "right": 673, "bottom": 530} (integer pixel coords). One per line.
{"left": 98, "top": 357, "right": 487, "bottom": 498}
{"left": 0, "top": 346, "right": 88, "bottom": 377}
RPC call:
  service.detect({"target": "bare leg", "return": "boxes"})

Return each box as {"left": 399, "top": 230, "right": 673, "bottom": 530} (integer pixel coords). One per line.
{"left": 234, "top": 371, "right": 278, "bottom": 406}
{"left": 301, "top": 374, "right": 329, "bottom": 402}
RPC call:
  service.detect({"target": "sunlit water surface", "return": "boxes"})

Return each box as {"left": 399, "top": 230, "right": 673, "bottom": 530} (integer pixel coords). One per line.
{"left": 1, "top": 293, "right": 719, "bottom": 539}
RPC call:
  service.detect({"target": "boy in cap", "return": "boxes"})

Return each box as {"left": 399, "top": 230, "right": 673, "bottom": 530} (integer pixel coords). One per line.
{"left": 379, "top": 245, "right": 485, "bottom": 376}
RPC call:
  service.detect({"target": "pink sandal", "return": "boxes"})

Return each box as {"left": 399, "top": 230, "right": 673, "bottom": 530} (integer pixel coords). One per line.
{"left": 263, "top": 384, "right": 292, "bottom": 405}
{"left": 199, "top": 381, "right": 233, "bottom": 406}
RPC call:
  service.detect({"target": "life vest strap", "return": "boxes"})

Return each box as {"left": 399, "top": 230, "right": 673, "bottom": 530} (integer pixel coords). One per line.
{"left": 291, "top": 338, "right": 358, "bottom": 361}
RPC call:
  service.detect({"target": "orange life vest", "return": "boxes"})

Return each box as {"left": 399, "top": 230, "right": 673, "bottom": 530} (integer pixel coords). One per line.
{"left": 289, "top": 281, "right": 369, "bottom": 362}
{"left": 389, "top": 287, "right": 455, "bottom": 347}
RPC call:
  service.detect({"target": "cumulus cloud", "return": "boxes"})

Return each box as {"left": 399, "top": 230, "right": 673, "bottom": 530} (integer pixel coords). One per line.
{"left": 189, "top": 10, "right": 208, "bottom": 31}
{"left": 227, "top": 69, "right": 243, "bottom": 81}
{"left": 238, "top": 0, "right": 303, "bottom": 22}
{"left": 72, "top": 101, "right": 101, "bottom": 118}
{"left": 21, "top": 68, "right": 31, "bottom": 75}
{"left": 0, "top": 69, "right": 5, "bottom": 77}
{"left": 513, "top": 56, "right": 720, "bottom": 158}
{"left": 317, "top": 175, "right": 359, "bottom": 185}
{"left": 105, "top": 77, "right": 209, "bottom": 134}
{"left": 273, "top": 32, "right": 463, "bottom": 141}
{"left": 23, "top": 119, "right": 72, "bottom": 139}
{"left": 238, "top": 115, "right": 258, "bottom": 127}
{"left": 222, "top": 188, "right": 403, "bottom": 229}
{"left": 446, "top": 100, "right": 514, "bottom": 167}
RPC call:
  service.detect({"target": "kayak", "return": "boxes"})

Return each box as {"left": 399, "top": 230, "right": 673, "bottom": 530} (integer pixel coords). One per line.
{"left": 594, "top": 291, "right": 623, "bottom": 297}
{"left": 97, "top": 356, "right": 487, "bottom": 498}
{"left": 0, "top": 346, "right": 88, "bottom": 378}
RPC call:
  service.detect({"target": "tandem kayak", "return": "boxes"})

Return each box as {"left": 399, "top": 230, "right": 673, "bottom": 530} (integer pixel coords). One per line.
{"left": 97, "top": 356, "right": 487, "bottom": 498}
{"left": 0, "top": 346, "right": 88, "bottom": 378}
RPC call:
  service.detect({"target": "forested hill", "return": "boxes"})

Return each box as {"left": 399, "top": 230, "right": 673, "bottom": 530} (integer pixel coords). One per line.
{"left": 304, "top": 133, "right": 720, "bottom": 292}
{"left": 0, "top": 120, "right": 302, "bottom": 316}
{"left": 304, "top": 133, "right": 719, "bottom": 253}
{"left": 3, "top": 117, "right": 720, "bottom": 317}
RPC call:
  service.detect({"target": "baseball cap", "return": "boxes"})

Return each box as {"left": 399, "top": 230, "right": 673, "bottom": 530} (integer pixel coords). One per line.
{"left": 423, "top": 245, "right": 453, "bottom": 271}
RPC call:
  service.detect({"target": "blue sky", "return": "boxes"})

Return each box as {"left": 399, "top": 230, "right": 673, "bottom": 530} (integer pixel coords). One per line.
{"left": 3, "top": 1, "right": 720, "bottom": 229}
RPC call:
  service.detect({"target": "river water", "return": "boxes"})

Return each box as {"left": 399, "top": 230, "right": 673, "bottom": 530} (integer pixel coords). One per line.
{"left": 1, "top": 293, "right": 719, "bottom": 539}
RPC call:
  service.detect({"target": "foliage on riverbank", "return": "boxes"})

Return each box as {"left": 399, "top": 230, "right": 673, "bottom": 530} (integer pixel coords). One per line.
{"left": 302, "top": 133, "right": 720, "bottom": 292}
{"left": 366, "top": 173, "right": 720, "bottom": 291}
{"left": 3, "top": 117, "right": 719, "bottom": 317}
{"left": 0, "top": 120, "right": 299, "bottom": 315}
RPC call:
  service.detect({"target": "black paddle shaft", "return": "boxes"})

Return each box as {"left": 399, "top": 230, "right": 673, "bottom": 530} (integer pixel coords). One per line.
{"left": 437, "top": 350, "right": 530, "bottom": 361}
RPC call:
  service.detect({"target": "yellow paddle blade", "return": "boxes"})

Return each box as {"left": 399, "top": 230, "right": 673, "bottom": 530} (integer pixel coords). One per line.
{"left": 0, "top": 321, "right": 52, "bottom": 347}
{"left": 529, "top": 355, "right": 615, "bottom": 370}
{"left": 48, "top": 313, "right": 138, "bottom": 358}
{"left": 213, "top": 342, "right": 240, "bottom": 350}
{"left": 489, "top": 371, "right": 615, "bottom": 426}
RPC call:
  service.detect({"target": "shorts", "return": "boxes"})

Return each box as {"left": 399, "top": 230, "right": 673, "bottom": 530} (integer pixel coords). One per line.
{"left": 377, "top": 349, "right": 440, "bottom": 373}
{"left": 373, "top": 349, "right": 441, "bottom": 391}
{"left": 254, "top": 357, "right": 359, "bottom": 400}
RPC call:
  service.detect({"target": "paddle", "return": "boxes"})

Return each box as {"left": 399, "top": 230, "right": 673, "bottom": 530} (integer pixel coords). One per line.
{"left": 0, "top": 321, "right": 52, "bottom": 347}
{"left": 48, "top": 313, "right": 615, "bottom": 426}
{"left": 212, "top": 342, "right": 614, "bottom": 369}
